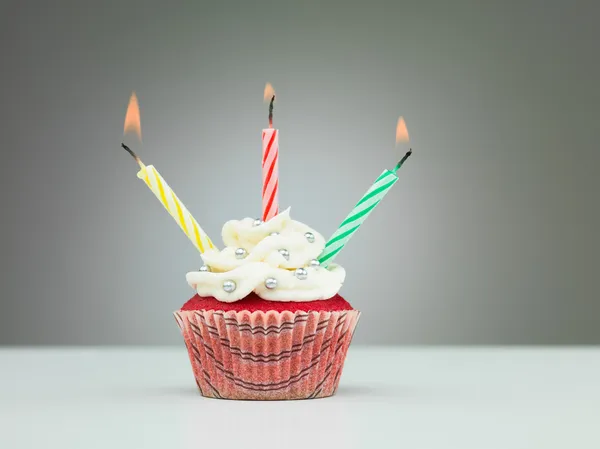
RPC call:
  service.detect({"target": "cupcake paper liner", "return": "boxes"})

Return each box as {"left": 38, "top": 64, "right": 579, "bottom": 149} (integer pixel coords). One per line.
{"left": 174, "top": 308, "right": 360, "bottom": 400}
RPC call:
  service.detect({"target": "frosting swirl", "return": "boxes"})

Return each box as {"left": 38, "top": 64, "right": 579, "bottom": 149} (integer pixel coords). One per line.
{"left": 186, "top": 208, "right": 345, "bottom": 302}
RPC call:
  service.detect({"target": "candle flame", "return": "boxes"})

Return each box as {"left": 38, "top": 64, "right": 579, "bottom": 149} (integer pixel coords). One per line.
{"left": 264, "top": 83, "right": 275, "bottom": 102}
{"left": 396, "top": 116, "right": 409, "bottom": 144}
{"left": 123, "top": 92, "right": 142, "bottom": 141}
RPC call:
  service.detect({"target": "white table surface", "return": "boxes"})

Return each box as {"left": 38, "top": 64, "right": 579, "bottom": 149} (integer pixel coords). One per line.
{"left": 1, "top": 347, "right": 598, "bottom": 449}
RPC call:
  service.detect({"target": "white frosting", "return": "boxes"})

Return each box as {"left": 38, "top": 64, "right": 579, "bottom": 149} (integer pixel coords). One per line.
{"left": 186, "top": 208, "right": 345, "bottom": 302}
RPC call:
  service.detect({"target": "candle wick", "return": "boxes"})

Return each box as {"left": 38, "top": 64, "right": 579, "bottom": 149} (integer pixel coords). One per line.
{"left": 122, "top": 143, "right": 145, "bottom": 170}
{"left": 268, "top": 95, "right": 275, "bottom": 128}
{"left": 393, "top": 148, "right": 412, "bottom": 173}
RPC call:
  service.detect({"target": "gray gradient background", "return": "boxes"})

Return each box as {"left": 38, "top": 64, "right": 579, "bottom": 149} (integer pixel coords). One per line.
{"left": 0, "top": 0, "right": 598, "bottom": 345}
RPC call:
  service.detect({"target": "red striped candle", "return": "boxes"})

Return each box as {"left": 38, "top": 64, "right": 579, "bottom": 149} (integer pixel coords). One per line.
{"left": 262, "top": 127, "right": 279, "bottom": 221}
{"left": 262, "top": 83, "right": 279, "bottom": 221}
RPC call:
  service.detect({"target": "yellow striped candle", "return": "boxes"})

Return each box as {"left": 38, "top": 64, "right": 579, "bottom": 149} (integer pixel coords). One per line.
{"left": 121, "top": 93, "right": 215, "bottom": 254}
{"left": 136, "top": 164, "right": 215, "bottom": 253}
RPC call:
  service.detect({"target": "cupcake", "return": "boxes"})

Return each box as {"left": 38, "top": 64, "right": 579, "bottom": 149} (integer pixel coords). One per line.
{"left": 174, "top": 208, "right": 360, "bottom": 400}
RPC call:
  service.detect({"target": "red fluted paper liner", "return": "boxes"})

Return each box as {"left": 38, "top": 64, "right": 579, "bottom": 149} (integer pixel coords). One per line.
{"left": 174, "top": 308, "right": 360, "bottom": 400}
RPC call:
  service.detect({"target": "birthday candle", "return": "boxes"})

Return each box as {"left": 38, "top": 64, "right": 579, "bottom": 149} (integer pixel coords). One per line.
{"left": 319, "top": 117, "right": 412, "bottom": 267}
{"left": 262, "top": 83, "right": 279, "bottom": 222}
{"left": 121, "top": 93, "right": 215, "bottom": 254}
{"left": 136, "top": 163, "right": 216, "bottom": 253}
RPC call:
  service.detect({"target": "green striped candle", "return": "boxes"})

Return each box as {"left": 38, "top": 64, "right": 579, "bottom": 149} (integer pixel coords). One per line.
{"left": 319, "top": 135, "right": 412, "bottom": 267}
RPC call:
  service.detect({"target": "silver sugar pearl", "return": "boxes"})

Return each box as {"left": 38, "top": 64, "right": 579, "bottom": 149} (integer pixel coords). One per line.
{"left": 199, "top": 265, "right": 211, "bottom": 272}
{"left": 278, "top": 249, "right": 290, "bottom": 260}
{"left": 295, "top": 268, "right": 308, "bottom": 280}
{"left": 234, "top": 248, "right": 247, "bottom": 259}
{"left": 223, "top": 280, "right": 237, "bottom": 293}
{"left": 264, "top": 277, "right": 278, "bottom": 289}
{"left": 269, "top": 232, "right": 280, "bottom": 237}
{"left": 253, "top": 219, "right": 263, "bottom": 227}
{"left": 304, "top": 232, "right": 315, "bottom": 243}
{"left": 309, "top": 259, "right": 321, "bottom": 268}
